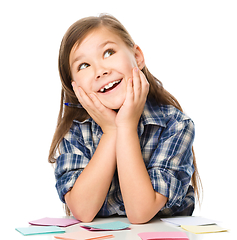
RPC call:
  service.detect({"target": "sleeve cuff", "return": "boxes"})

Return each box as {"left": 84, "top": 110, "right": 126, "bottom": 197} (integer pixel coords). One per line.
{"left": 148, "top": 168, "right": 188, "bottom": 209}
{"left": 55, "top": 170, "right": 82, "bottom": 203}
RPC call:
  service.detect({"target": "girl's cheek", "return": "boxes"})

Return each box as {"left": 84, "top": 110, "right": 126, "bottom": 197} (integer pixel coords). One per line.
{"left": 73, "top": 71, "right": 86, "bottom": 84}
{"left": 74, "top": 74, "right": 94, "bottom": 94}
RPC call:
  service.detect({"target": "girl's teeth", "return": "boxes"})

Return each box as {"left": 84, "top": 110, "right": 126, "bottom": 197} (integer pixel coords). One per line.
{"left": 100, "top": 80, "right": 121, "bottom": 92}
{"left": 106, "top": 82, "right": 113, "bottom": 89}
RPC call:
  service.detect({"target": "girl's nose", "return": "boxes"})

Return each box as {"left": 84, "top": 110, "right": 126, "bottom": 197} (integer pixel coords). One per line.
{"left": 95, "top": 62, "right": 111, "bottom": 79}
{"left": 96, "top": 70, "right": 108, "bottom": 79}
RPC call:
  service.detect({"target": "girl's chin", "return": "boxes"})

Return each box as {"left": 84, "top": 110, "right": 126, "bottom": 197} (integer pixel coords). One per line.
{"left": 99, "top": 95, "right": 125, "bottom": 110}
{"left": 105, "top": 103, "right": 123, "bottom": 110}
{"left": 101, "top": 100, "right": 124, "bottom": 110}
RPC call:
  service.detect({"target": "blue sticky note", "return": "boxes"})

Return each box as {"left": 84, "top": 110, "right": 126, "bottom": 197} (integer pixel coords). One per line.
{"left": 81, "top": 221, "right": 131, "bottom": 231}
{"left": 15, "top": 226, "right": 65, "bottom": 236}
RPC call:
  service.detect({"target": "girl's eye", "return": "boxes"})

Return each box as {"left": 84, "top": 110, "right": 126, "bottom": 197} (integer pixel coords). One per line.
{"left": 78, "top": 63, "right": 90, "bottom": 71}
{"left": 104, "top": 49, "right": 115, "bottom": 59}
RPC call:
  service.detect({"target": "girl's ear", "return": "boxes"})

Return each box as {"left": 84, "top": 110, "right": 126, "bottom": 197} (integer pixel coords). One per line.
{"left": 134, "top": 45, "right": 145, "bottom": 70}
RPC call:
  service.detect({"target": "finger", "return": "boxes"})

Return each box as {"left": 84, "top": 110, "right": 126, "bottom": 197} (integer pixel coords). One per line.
{"left": 72, "top": 82, "right": 94, "bottom": 109}
{"left": 79, "top": 88, "right": 97, "bottom": 110}
{"left": 89, "top": 93, "right": 106, "bottom": 111}
{"left": 133, "top": 67, "right": 142, "bottom": 101}
{"left": 125, "top": 77, "right": 134, "bottom": 103}
{"left": 139, "top": 70, "right": 150, "bottom": 97}
{"left": 71, "top": 81, "right": 80, "bottom": 99}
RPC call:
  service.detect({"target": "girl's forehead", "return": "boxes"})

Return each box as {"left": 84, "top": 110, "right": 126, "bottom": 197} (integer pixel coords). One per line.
{"left": 72, "top": 27, "right": 125, "bottom": 52}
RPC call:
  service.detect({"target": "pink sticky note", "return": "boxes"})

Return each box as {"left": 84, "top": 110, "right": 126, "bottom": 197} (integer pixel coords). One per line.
{"left": 138, "top": 232, "right": 189, "bottom": 240}
{"left": 54, "top": 231, "right": 114, "bottom": 240}
{"left": 29, "top": 217, "right": 80, "bottom": 227}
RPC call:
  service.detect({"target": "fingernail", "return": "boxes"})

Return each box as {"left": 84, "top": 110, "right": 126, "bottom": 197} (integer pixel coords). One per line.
{"left": 134, "top": 67, "right": 138, "bottom": 72}
{"left": 128, "top": 78, "right": 133, "bottom": 85}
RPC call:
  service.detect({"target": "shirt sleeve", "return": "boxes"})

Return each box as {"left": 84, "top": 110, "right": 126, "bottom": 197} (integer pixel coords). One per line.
{"left": 54, "top": 130, "right": 90, "bottom": 203}
{"left": 147, "top": 118, "right": 195, "bottom": 209}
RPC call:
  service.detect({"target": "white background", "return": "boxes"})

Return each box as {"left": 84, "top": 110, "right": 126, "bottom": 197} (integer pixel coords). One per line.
{"left": 1, "top": 0, "right": 236, "bottom": 233}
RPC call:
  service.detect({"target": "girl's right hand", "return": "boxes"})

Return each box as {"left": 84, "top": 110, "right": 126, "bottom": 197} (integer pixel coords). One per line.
{"left": 72, "top": 82, "right": 117, "bottom": 134}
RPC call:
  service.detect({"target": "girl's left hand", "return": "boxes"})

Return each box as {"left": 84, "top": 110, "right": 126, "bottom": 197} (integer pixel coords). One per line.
{"left": 116, "top": 67, "right": 149, "bottom": 130}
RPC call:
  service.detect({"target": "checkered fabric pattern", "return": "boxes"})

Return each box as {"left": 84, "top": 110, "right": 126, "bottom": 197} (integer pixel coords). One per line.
{"left": 55, "top": 100, "right": 195, "bottom": 217}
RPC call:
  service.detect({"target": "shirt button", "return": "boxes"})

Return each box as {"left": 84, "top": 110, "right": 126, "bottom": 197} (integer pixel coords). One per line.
{"left": 119, "top": 205, "right": 125, "bottom": 211}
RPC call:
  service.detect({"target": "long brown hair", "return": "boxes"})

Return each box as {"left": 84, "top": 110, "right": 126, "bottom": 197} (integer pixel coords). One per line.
{"left": 49, "top": 14, "right": 202, "bottom": 206}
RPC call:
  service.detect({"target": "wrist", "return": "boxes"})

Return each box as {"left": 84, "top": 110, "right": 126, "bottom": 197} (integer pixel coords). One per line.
{"left": 102, "top": 127, "right": 117, "bottom": 137}
{"left": 116, "top": 125, "right": 137, "bottom": 136}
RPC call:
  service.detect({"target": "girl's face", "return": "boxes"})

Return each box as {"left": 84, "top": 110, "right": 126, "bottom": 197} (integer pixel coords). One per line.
{"left": 69, "top": 27, "right": 144, "bottom": 110}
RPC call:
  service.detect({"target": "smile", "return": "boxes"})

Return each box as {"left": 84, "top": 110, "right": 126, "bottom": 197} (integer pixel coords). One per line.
{"left": 99, "top": 79, "right": 122, "bottom": 93}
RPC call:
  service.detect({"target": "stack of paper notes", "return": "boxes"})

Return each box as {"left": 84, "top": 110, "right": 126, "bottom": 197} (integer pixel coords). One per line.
{"left": 55, "top": 231, "right": 114, "bottom": 240}
{"left": 29, "top": 217, "right": 80, "bottom": 227}
{"left": 54, "top": 221, "right": 130, "bottom": 240}
{"left": 15, "top": 226, "right": 65, "bottom": 236}
{"left": 16, "top": 217, "right": 80, "bottom": 236}
{"left": 180, "top": 224, "right": 228, "bottom": 234}
{"left": 15, "top": 216, "right": 229, "bottom": 238}
{"left": 81, "top": 221, "right": 131, "bottom": 231}
{"left": 160, "top": 216, "right": 228, "bottom": 234}
{"left": 138, "top": 232, "right": 189, "bottom": 240}
{"left": 16, "top": 218, "right": 130, "bottom": 238}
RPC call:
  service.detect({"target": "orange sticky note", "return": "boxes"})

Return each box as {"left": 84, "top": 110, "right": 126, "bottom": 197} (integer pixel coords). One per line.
{"left": 54, "top": 231, "right": 114, "bottom": 240}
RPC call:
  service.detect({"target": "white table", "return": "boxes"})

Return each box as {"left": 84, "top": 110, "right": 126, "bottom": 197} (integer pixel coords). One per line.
{"left": 13, "top": 216, "right": 234, "bottom": 239}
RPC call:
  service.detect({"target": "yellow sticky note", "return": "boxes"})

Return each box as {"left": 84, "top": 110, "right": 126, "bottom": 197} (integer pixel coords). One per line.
{"left": 181, "top": 224, "right": 228, "bottom": 234}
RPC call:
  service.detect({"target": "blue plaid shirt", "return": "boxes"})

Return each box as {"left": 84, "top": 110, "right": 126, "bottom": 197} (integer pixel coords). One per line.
{"left": 55, "top": 100, "right": 195, "bottom": 217}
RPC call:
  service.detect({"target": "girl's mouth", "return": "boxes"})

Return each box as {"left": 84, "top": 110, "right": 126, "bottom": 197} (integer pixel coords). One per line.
{"left": 99, "top": 79, "right": 122, "bottom": 93}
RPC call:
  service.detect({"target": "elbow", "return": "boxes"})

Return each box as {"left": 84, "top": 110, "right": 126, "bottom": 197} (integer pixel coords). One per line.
{"left": 128, "top": 216, "right": 150, "bottom": 224}
{"left": 65, "top": 202, "right": 96, "bottom": 223}
{"left": 127, "top": 211, "right": 154, "bottom": 224}
{"left": 65, "top": 192, "right": 97, "bottom": 223}
{"left": 126, "top": 202, "right": 165, "bottom": 224}
{"left": 128, "top": 194, "right": 168, "bottom": 224}
{"left": 129, "top": 218, "right": 149, "bottom": 225}
{"left": 72, "top": 209, "right": 96, "bottom": 223}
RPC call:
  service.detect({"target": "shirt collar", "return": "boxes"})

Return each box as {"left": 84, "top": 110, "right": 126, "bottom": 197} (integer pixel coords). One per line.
{"left": 73, "top": 116, "right": 102, "bottom": 138}
{"left": 137, "top": 100, "right": 166, "bottom": 137}
{"left": 140, "top": 100, "right": 167, "bottom": 128}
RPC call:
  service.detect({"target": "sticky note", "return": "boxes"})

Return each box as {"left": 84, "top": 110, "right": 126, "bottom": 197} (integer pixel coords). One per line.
{"left": 181, "top": 224, "right": 229, "bottom": 234}
{"left": 55, "top": 230, "right": 114, "bottom": 240}
{"left": 138, "top": 232, "right": 189, "bottom": 240}
{"left": 81, "top": 221, "right": 131, "bottom": 231}
{"left": 15, "top": 226, "right": 65, "bottom": 236}
{"left": 160, "top": 216, "right": 216, "bottom": 226}
{"left": 29, "top": 217, "right": 80, "bottom": 227}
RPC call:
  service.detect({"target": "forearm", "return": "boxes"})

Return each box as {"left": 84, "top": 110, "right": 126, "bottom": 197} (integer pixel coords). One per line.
{"left": 116, "top": 128, "right": 167, "bottom": 224}
{"left": 65, "top": 132, "right": 116, "bottom": 222}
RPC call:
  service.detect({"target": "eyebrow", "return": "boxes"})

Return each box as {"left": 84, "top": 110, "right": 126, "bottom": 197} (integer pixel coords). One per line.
{"left": 71, "top": 41, "right": 117, "bottom": 67}
{"left": 71, "top": 55, "right": 84, "bottom": 68}
{"left": 99, "top": 40, "right": 116, "bottom": 48}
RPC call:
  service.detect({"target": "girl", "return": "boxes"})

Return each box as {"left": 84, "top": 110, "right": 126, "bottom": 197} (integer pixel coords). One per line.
{"left": 49, "top": 14, "right": 201, "bottom": 224}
